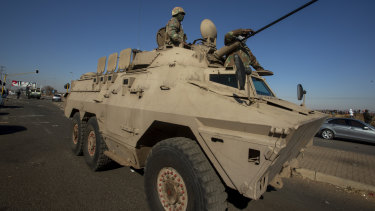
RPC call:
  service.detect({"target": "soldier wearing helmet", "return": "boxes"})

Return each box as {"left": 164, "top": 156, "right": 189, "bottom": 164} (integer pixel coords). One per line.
{"left": 165, "top": 7, "right": 186, "bottom": 47}
{"left": 224, "top": 29, "right": 271, "bottom": 75}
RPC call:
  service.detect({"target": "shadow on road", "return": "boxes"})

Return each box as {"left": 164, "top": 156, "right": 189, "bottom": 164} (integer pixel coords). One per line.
{"left": 1, "top": 105, "right": 24, "bottom": 109}
{"left": 0, "top": 125, "right": 27, "bottom": 135}
{"left": 226, "top": 187, "right": 252, "bottom": 209}
{"left": 226, "top": 185, "right": 278, "bottom": 209}
{"left": 0, "top": 112, "right": 9, "bottom": 116}
{"left": 333, "top": 138, "right": 375, "bottom": 146}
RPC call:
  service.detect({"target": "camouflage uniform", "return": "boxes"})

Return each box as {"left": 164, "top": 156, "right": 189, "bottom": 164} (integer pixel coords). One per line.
{"left": 166, "top": 17, "right": 184, "bottom": 46}
{"left": 165, "top": 7, "right": 185, "bottom": 47}
{"left": 224, "top": 29, "right": 264, "bottom": 71}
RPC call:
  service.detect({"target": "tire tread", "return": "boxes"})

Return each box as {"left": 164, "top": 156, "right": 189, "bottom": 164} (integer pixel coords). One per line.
{"left": 148, "top": 137, "right": 227, "bottom": 211}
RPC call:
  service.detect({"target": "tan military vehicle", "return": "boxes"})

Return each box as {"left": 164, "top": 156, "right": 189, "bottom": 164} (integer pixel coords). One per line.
{"left": 64, "top": 8, "right": 325, "bottom": 211}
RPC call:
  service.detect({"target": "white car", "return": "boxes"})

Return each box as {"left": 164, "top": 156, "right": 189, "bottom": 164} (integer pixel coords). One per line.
{"left": 52, "top": 94, "right": 62, "bottom": 102}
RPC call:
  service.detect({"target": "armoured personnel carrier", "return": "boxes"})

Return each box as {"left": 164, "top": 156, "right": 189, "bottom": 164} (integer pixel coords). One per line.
{"left": 64, "top": 3, "right": 325, "bottom": 210}
{"left": 27, "top": 87, "right": 41, "bottom": 99}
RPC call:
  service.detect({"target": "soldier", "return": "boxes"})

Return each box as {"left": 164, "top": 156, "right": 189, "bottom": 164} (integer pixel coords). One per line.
{"left": 363, "top": 109, "right": 372, "bottom": 124}
{"left": 224, "top": 28, "right": 272, "bottom": 75}
{"left": 165, "top": 7, "right": 186, "bottom": 47}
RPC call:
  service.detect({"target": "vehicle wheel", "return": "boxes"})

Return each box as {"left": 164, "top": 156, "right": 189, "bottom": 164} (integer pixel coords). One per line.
{"left": 144, "top": 137, "right": 227, "bottom": 211}
{"left": 83, "top": 117, "right": 111, "bottom": 171}
{"left": 71, "top": 112, "right": 84, "bottom": 155}
{"left": 321, "top": 129, "right": 334, "bottom": 140}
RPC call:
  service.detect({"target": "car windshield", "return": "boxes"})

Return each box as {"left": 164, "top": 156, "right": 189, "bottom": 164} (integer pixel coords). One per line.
{"left": 209, "top": 74, "right": 274, "bottom": 97}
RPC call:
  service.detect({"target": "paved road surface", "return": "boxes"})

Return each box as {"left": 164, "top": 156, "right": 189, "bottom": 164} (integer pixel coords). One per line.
{"left": 314, "top": 136, "right": 375, "bottom": 156}
{"left": 1, "top": 98, "right": 375, "bottom": 210}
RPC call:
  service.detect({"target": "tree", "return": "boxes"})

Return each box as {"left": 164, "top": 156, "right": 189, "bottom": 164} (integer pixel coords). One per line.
{"left": 43, "top": 85, "right": 55, "bottom": 96}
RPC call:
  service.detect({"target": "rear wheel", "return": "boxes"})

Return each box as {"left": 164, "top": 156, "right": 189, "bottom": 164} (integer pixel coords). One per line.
{"left": 83, "top": 117, "right": 111, "bottom": 171}
{"left": 71, "top": 112, "right": 84, "bottom": 155}
{"left": 144, "top": 137, "right": 227, "bottom": 211}
{"left": 321, "top": 129, "right": 334, "bottom": 140}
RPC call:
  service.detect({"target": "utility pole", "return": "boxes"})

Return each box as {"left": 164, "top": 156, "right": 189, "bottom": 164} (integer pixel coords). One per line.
{"left": 1, "top": 66, "right": 6, "bottom": 95}
{"left": 0, "top": 66, "right": 5, "bottom": 82}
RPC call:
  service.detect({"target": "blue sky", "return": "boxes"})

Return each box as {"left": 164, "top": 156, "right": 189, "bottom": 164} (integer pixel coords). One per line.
{"left": 1, "top": 0, "right": 374, "bottom": 111}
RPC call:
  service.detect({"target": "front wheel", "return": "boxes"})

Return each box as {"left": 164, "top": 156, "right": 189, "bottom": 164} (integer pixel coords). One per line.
{"left": 321, "top": 129, "right": 334, "bottom": 140}
{"left": 144, "top": 137, "right": 227, "bottom": 211}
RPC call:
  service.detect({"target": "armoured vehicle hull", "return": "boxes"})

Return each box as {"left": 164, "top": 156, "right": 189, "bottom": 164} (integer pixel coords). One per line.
{"left": 65, "top": 45, "right": 325, "bottom": 209}
{"left": 65, "top": 2, "right": 325, "bottom": 206}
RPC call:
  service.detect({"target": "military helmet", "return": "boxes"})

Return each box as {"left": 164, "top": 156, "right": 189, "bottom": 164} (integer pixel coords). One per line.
{"left": 172, "top": 7, "right": 185, "bottom": 16}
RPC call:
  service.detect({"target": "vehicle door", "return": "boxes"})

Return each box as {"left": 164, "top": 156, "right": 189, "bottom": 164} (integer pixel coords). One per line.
{"left": 329, "top": 118, "right": 351, "bottom": 138}
{"left": 347, "top": 120, "right": 375, "bottom": 143}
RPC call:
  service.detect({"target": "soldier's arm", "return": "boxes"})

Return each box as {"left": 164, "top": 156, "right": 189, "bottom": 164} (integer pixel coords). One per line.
{"left": 224, "top": 29, "right": 254, "bottom": 45}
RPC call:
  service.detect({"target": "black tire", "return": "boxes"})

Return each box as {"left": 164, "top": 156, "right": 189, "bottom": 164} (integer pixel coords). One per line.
{"left": 71, "top": 112, "right": 84, "bottom": 155}
{"left": 321, "top": 129, "right": 334, "bottom": 140}
{"left": 144, "top": 137, "right": 227, "bottom": 211}
{"left": 83, "top": 117, "right": 111, "bottom": 171}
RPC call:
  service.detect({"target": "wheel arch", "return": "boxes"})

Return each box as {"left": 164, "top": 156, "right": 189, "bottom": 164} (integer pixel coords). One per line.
{"left": 135, "top": 121, "right": 196, "bottom": 167}
{"left": 69, "top": 109, "right": 80, "bottom": 118}
{"left": 134, "top": 120, "right": 234, "bottom": 189}
{"left": 82, "top": 112, "right": 96, "bottom": 120}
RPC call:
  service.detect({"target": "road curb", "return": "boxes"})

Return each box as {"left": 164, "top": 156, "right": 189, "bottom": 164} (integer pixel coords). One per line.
{"left": 294, "top": 168, "right": 375, "bottom": 193}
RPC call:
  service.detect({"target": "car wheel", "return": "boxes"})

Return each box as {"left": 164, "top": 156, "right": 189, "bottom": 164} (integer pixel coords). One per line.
{"left": 144, "top": 137, "right": 227, "bottom": 211}
{"left": 71, "top": 112, "right": 84, "bottom": 155}
{"left": 321, "top": 129, "right": 334, "bottom": 140}
{"left": 83, "top": 117, "right": 111, "bottom": 171}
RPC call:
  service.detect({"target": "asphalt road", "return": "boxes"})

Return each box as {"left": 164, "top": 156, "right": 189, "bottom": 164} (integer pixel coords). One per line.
{"left": 1, "top": 97, "right": 375, "bottom": 211}
{"left": 313, "top": 136, "right": 375, "bottom": 156}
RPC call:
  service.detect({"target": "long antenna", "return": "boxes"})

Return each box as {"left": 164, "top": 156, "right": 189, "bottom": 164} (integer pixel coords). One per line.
{"left": 250, "top": 0, "right": 318, "bottom": 37}
{"left": 136, "top": 0, "right": 142, "bottom": 50}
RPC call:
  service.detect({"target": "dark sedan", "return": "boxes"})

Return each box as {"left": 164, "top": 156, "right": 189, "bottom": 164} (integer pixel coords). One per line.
{"left": 318, "top": 118, "right": 375, "bottom": 143}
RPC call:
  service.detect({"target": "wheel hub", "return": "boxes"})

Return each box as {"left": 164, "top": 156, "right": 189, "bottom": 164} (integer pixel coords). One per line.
{"left": 157, "top": 167, "right": 188, "bottom": 211}
{"left": 87, "top": 131, "right": 96, "bottom": 156}
{"left": 322, "top": 130, "right": 332, "bottom": 139}
{"left": 72, "top": 124, "right": 78, "bottom": 144}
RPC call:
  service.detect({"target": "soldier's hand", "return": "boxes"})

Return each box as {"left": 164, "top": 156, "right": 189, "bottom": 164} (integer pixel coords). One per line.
{"left": 242, "top": 29, "right": 254, "bottom": 35}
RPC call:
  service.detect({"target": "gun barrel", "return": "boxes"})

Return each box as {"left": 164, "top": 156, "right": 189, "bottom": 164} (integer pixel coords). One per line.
{"left": 251, "top": 0, "right": 318, "bottom": 37}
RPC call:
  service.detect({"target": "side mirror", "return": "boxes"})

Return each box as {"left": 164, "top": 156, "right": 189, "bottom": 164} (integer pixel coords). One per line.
{"left": 234, "top": 54, "right": 246, "bottom": 90}
{"left": 297, "top": 84, "right": 306, "bottom": 100}
{"left": 297, "top": 84, "right": 307, "bottom": 106}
